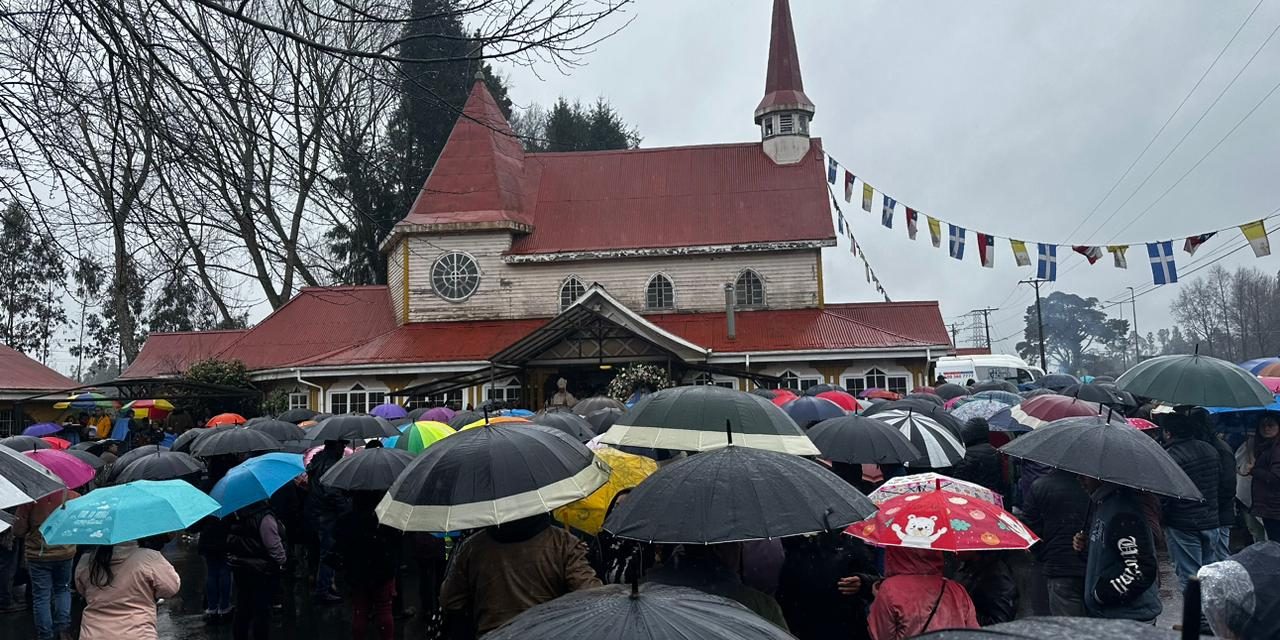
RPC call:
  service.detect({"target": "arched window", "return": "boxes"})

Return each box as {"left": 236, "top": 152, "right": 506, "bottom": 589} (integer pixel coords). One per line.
{"left": 559, "top": 276, "right": 586, "bottom": 312}
{"left": 776, "top": 369, "right": 821, "bottom": 392}
{"left": 735, "top": 270, "right": 765, "bottom": 307}
{"left": 691, "top": 372, "right": 735, "bottom": 389}
{"left": 645, "top": 274, "right": 674, "bottom": 310}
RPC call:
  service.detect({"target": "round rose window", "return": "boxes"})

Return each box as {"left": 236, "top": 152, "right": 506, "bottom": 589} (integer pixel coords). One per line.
{"left": 431, "top": 251, "right": 480, "bottom": 301}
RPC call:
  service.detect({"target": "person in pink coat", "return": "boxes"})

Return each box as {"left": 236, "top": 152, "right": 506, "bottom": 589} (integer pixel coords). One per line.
{"left": 74, "top": 539, "right": 181, "bottom": 640}
{"left": 868, "top": 547, "right": 979, "bottom": 640}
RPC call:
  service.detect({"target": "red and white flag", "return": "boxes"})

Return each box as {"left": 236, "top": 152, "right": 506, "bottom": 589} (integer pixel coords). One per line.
{"left": 977, "top": 233, "right": 996, "bottom": 268}
{"left": 1072, "top": 245, "right": 1103, "bottom": 264}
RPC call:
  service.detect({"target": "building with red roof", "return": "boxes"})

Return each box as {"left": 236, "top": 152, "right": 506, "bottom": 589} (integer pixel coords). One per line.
{"left": 125, "top": 0, "right": 951, "bottom": 412}
{"left": 0, "top": 343, "right": 79, "bottom": 433}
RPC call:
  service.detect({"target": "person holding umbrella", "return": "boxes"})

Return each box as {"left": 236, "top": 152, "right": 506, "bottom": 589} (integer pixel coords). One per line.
{"left": 1022, "top": 468, "right": 1091, "bottom": 616}
{"left": 304, "top": 440, "right": 350, "bottom": 603}
{"left": 225, "top": 500, "right": 287, "bottom": 640}
{"left": 867, "top": 547, "right": 979, "bottom": 639}
{"left": 1246, "top": 414, "right": 1280, "bottom": 540}
{"left": 1072, "top": 474, "right": 1162, "bottom": 623}
{"left": 1159, "top": 411, "right": 1223, "bottom": 592}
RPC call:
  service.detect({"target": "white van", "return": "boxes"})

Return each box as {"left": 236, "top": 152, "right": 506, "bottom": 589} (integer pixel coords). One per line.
{"left": 934, "top": 355, "right": 1044, "bottom": 386}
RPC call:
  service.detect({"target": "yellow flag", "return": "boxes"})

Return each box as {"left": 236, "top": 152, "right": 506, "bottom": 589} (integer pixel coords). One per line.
{"left": 927, "top": 216, "right": 942, "bottom": 248}
{"left": 861, "top": 183, "right": 874, "bottom": 213}
{"left": 1010, "top": 240, "right": 1031, "bottom": 267}
{"left": 1241, "top": 220, "right": 1271, "bottom": 257}
{"left": 1107, "top": 245, "right": 1129, "bottom": 269}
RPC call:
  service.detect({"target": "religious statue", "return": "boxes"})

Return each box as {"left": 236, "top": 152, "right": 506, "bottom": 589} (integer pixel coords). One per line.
{"left": 548, "top": 377, "right": 578, "bottom": 409}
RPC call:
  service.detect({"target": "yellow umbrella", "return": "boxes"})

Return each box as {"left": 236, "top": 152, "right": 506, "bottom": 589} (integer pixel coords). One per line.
{"left": 554, "top": 447, "right": 657, "bottom": 535}
{"left": 459, "top": 416, "right": 530, "bottom": 431}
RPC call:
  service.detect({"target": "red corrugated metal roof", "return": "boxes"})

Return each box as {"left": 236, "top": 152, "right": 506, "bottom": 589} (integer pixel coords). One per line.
{"left": 0, "top": 344, "right": 77, "bottom": 391}
{"left": 121, "top": 329, "right": 249, "bottom": 378}
{"left": 220, "top": 287, "right": 398, "bottom": 371}
{"left": 756, "top": 0, "right": 814, "bottom": 115}
{"left": 295, "top": 319, "right": 548, "bottom": 367}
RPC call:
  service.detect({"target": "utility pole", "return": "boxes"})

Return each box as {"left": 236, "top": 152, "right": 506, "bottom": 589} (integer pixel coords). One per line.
{"left": 1127, "top": 286, "right": 1140, "bottom": 363}
{"left": 1019, "top": 279, "right": 1048, "bottom": 371}
{"left": 949, "top": 323, "right": 961, "bottom": 347}
{"left": 970, "top": 308, "right": 998, "bottom": 350}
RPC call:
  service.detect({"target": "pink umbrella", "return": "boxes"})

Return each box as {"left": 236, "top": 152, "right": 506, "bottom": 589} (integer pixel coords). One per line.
{"left": 943, "top": 396, "right": 967, "bottom": 410}
{"left": 422, "top": 407, "right": 455, "bottom": 423}
{"left": 304, "top": 444, "right": 353, "bottom": 467}
{"left": 1127, "top": 418, "right": 1158, "bottom": 431}
{"left": 24, "top": 450, "right": 96, "bottom": 489}
{"left": 1259, "top": 377, "right": 1280, "bottom": 394}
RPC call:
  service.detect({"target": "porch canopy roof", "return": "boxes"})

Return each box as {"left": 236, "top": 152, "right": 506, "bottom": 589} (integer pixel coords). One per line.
{"left": 15, "top": 377, "right": 261, "bottom": 405}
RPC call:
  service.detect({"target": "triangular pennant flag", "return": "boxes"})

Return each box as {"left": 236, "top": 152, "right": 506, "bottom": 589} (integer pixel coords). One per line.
{"left": 850, "top": 238, "right": 857, "bottom": 256}
{"left": 837, "top": 213, "right": 845, "bottom": 235}
{"left": 827, "top": 156, "right": 838, "bottom": 184}
{"left": 1107, "top": 245, "right": 1129, "bottom": 269}
{"left": 1072, "top": 245, "right": 1103, "bottom": 265}
{"left": 1241, "top": 220, "right": 1271, "bottom": 257}
{"left": 1037, "top": 244, "right": 1057, "bottom": 281}
{"left": 862, "top": 183, "right": 874, "bottom": 213}
{"left": 1147, "top": 241, "right": 1178, "bottom": 285}
{"left": 927, "top": 216, "right": 942, "bottom": 248}
{"left": 881, "top": 196, "right": 896, "bottom": 229}
{"left": 948, "top": 225, "right": 966, "bottom": 260}
{"left": 1010, "top": 240, "right": 1031, "bottom": 267}
{"left": 864, "top": 260, "right": 871, "bottom": 283}
{"left": 905, "top": 208, "right": 919, "bottom": 240}
{"left": 844, "top": 171, "right": 856, "bottom": 202}
{"left": 977, "top": 233, "right": 995, "bottom": 268}
{"left": 1183, "top": 232, "right": 1216, "bottom": 256}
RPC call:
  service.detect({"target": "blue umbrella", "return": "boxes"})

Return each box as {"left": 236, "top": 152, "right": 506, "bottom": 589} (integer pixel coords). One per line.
{"left": 1240, "top": 357, "right": 1280, "bottom": 375}
{"left": 210, "top": 452, "right": 305, "bottom": 518}
{"left": 500, "top": 409, "right": 535, "bottom": 418}
{"left": 781, "top": 396, "right": 847, "bottom": 429}
{"left": 39, "top": 479, "right": 219, "bottom": 545}
{"left": 22, "top": 422, "right": 63, "bottom": 438}
{"left": 1205, "top": 397, "right": 1280, "bottom": 435}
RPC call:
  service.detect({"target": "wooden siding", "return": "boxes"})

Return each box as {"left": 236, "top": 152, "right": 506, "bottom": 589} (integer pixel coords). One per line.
{"left": 403, "top": 232, "right": 821, "bottom": 322}
{"left": 387, "top": 238, "right": 408, "bottom": 325}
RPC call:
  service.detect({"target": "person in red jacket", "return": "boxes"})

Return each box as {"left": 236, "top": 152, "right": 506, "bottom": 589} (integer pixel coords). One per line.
{"left": 868, "top": 547, "right": 978, "bottom": 640}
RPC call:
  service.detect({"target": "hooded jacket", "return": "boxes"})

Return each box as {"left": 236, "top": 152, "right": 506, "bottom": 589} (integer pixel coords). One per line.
{"left": 949, "top": 419, "right": 1004, "bottom": 493}
{"left": 1084, "top": 484, "right": 1161, "bottom": 621}
{"left": 1022, "top": 469, "right": 1089, "bottom": 578}
{"left": 74, "top": 543, "right": 181, "bottom": 640}
{"left": 868, "top": 548, "right": 979, "bottom": 640}
{"left": 1252, "top": 437, "right": 1280, "bottom": 519}
{"left": 1162, "top": 437, "right": 1221, "bottom": 531}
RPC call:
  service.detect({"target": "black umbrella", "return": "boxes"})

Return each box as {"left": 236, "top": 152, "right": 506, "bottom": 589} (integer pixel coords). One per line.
{"left": 171, "top": 428, "right": 207, "bottom": 454}
{"left": 484, "top": 583, "right": 794, "bottom": 640}
{"left": 277, "top": 408, "right": 318, "bottom": 424}
{"left": 1201, "top": 541, "right": 1280, "bottom": 639}
{"left": 597, "top": 386, "right": 819, "bottom": 455}
{"left": 531, "top": 412, "right": 596, "bottom": 443}
{"left": 585, "top": 408, "right": 623, "bottom": 433}
{"left": 246, "top": 419, "right": 306, "bottom": 442}
{"left": 1092, "top": 375, "right": 1117, "bottom": 384}
{"left": 446, "top": 411, "right": 483, "bottom": 430}
{"left": 915, "top": 616, "right": 1178, "bottom": 639}
{"left": 0, "top": 446, "right": 64, "bottom": 507}
{"left": 999, "top": 416, "right": 1202, "bottom": 500}
{"left": 1039, "top": 373, "right": 1080, "bottom": 392}
{"left": 864, "top": 400, "right": 964, "bottom": 436}
{"left": 864, "top": 408, "right": 966, "bottom": 468}
{"left": 304, "top": 414, "right": 398, "bottom": 442}
{"left": 113, "top": 451, "right": 205, "bottom": 483}
{"left": 1021, "top": 388, "right": 1058, "bottom": 399}
{"left": 603, "top": 445, "right": 875, "bottom": 544}
{"left": 190, "top": 428, "right": 282, "bottom": 458}
{"left": 377, "top": 424, "right": 609, "bottom": 532}
{"left": 803, "top": 383, "right": 847, "bottom": 397}
{"left": 1062, "top": 383, "right": 1127, "bottom": 406}
{"left": 63, "top": 449, "right": 105, "bottom": 471}
{"left": 972, "top": 380, "right": 1019, "bottom": 393}
{"left": 572, "top": 396, "right": 626, "bottom": 415}
{"left": 934, "top": 383, "right": 970, "bottom": 401}
{"left": 749, "top": 388, "right": 777, "bottom": 400}
{"left": 781, "top": 396, "right": 847, "bottom": 429}
{"left": 104, "top": 444, "right": 170, "bottom": 483}
{"left": 904, "top": 392, "right": 945, "bottom": 407}
{"left": 0, "top": 435, "right": 51, "bottom": 452}
{"left": 70, "top": 441, "right": 98, "bottom": 452}
{"left": 807, "top": 415, "right": 922, "bottom": 465}
{"left": 319, "top": 447, "right": 415, "bottom": 491}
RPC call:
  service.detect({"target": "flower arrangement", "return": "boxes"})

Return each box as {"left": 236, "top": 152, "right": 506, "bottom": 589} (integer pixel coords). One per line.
{"left": 607, "top": 363, "right": 673, "bottom": 401}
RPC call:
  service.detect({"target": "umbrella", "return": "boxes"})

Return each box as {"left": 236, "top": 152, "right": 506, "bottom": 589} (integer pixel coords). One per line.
{"left": 52, "top": 391, "right": 117, "bottom": 411}
{"left": 1062, "top": 383, "right": 1127, "bottom": 405}
{"left": 483, "top": 583, "right": 795, "bottom": 640}
{"left": 604, "top": 445, "right": 875, "bottom": 544}
{"left": 40, "top": 437, "right": 71, "bottom": 450}
{"left": 768, "top": 389, "right": 799, "bottom": 407}
{"left": 1200, "top": 541, "right": 1280, "bottom": 640}
{"left": 868, "top": 472, "right": 1004, "bottom": 507}
{"left": 1038, "top": 373, "right": 1081, "bottom": 392}
{"left": 816, "top": 390, "right": 860, "bottom": 412}
{"left": 245, "top": 419, "right": 306, "bottom": 442}
{"left": 369, "top": 403, "right": 408, "bottom": 420}
{"left": 24, "top": 450, "right": 96, "bottom": 489}
{"left": 0, "top": 435, "right": 51, "bottom": 452}
{"left": 999, "top": 416, "right": 1202, "bottom": 500}
{"left": 866, "top": 409, "right": 965, "bottom": 468}
{"left": 191, "top": 427, "right": 282, "bottom": 458}
{"left": 531, "top": 412, "right": 597, "bottom": 443}
{"left": 848, "top": 488, "right": 1038, "bottom": 551}
{"left": 971, "top": 390, "right": 1023, "bottom": 406}
{"left": 950, "top": 399, "right": 1010, "bottom": 423}
{"left": 319, "top": 446, "right": 415, "bottom": 491}
{"left": 585, "top": 408, "right": 623, "bottom": 432}
{"left": 22, "top": 422, "right": 62, "bottom": 437}
{"left": 1021, "top": 387, "right": 1059, "bottom": 399}
{"left": 934, "top": 383, "right": 970, "bottom": 401}
{"left": 121, "top": 399, "right": 174, "bottom": 420}
{"left": 460, "top": 416, "right": 531, "bottom": 430}
{"left": 0, "top": 446, "right": 64, "bottom": 509}
{"left": 971, "top": 380, "right": 1019, "bottom": 393}
{"left": 171, "top": 427, "right": 230, "bottom": 454}
{"left": 105, "top": 445, "right": 170, "bottom": 483}
{"left": 987, "top": 407, "right": 1032, "bottom": 434}
{"left": 1119, "top": 353, "right": 1275, "bottom": 408}
{"left": 113, "top": 451, "right": 206, "bottom": 483}
{"left": 0, "top": 512, "right": 13, "bottom": 534}
{"left": 914, "top": 386, "right": 938, "bottom": 395}
{"left": 377, "top": 424, "right": 610, "bottom": 532}
{"left": 305, "top": 414, "right": 399, "bottom": 441}
{"left": 211, "top": 452, "right": 306, "bottom": 517}
{"left": 1241, "top": 357, "right": 1280, "bottom": 375}
{"left": 905, "top": 392, "right": 945, "bottom": 407}
{"left": 859, "top": 388, "right": 901, "bottom": 401}
{"left": 1127, "top": 417, "right": 1158, "bottom": 430}
{"left": 1009, "top": 395, "right": 1112, "bottom": 430}
{"left": 39, "top": 479, "right": 219, "bottom": 545}
{"left": 1258, "top": 377, "right": 1280, "bottom": 394}
{"left": 597, "top": 386, "right": 819, "bottom": 455}
{"left": 446, "top": 410, "right": 482, "bottom": 430}
{"left": 63, "top": 449, "right": 104, "bottom": 471}
{"left": 276, "top": 407, "right": 318, "bottom": 424}
{"left": 394, "top": 421, "right": 455, "bottom": 455}
{"left": 865, "top": 400, "right": 965, "bottom": 436}
{"left": 304, "top": 444, "right": 354, "bottom": 467}
{"left": 803, "top": 383, "right": 847, "bottom": 396}
{"left": 206, "top": 413, "right": 246, "bottom": 427}
{"left": 500, "top": 408, "right": 535, "bottom": 418}
{"left": 554, "top": 446, "right": 658, "bottom": 535}
{"left": 914, "top": 616, "right": 1178, "bottom": 639}
{"left": 806, "top": 415, "right": 922, "bottom": 465}
{"left": 573, "top": 396, "right": 626, "bottom": 415}
{"left": 781, "top": 396, "right": 847, "bottom": 429}
{"left": 749, "top": 388, "right": 777, "bottom": 399}
{"left": 418, "top": 407, "right": 455, "bottom": 423}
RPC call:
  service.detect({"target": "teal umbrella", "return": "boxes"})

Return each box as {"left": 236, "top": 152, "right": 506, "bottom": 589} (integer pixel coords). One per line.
{"left": 1117, "top": 353, "right": 1274, "bottom": 408}
{"left": 39, "top": 480, "right": 219, "bottom": 545}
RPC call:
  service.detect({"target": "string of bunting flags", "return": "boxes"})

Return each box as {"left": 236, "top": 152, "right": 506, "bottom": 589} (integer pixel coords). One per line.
{"left": 827, "top": 183, "right": 892, "bottom": 302}
{"left": 826, "top": 154, "right": 1275, "bottom": 286}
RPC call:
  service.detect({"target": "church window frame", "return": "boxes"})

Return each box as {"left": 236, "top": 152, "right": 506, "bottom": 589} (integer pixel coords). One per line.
{"left": 779, "top": 113, "right": 794, "bottom": 134}
{"left": 484, "top": 377, "right": 524, "bottom": 408}
{"left": 734, "top": 269, "right": 766, "bottom": 308}
{"left": 777, "top": 369, "right": 821, "bottom": 392}
{"left": 431, "top": 251, "right": 481, "bottom": 302}
{"left": 559, "top": 275, "right": 587, "bottom": 312}
{"left": 328, "top": 381, "right": 389, "bottom": 414}
{"left": 763, "top": 116, "right": 775, "bottom": 138}
{"left": 645, "top": 273, "right": 675, "bottom": 310}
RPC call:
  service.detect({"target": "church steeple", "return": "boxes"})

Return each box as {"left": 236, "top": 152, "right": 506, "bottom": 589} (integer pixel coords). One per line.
{"left": 755, "top": 0, "right": 815, "bottom": 165}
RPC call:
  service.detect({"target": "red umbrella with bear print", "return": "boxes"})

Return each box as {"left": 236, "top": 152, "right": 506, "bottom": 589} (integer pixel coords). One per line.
{"left": 847, "top": 488, "right": 1038, "bottom": 551}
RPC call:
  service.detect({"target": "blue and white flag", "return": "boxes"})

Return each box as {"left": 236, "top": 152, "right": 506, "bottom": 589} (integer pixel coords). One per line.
{"left": 882, "top": 196, "right": 896, "bottom": 229}
{"left": 1148, "top": 241, "right": 1178, "bottom": 285}
{"left": 827, "top": 156, "right": 838, "bottom": 184}
{"left": 949, "top": 225, "right": 966, "bottom": 260}
{"left": 1037, "top": 244, "right": 1057, "bottom": 281}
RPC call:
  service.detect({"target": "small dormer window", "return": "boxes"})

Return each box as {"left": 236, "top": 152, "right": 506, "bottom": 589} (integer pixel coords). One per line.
{"left": 779, "top": 113, "right": 794, "bottom": 134}
{"left": 763, "top": 117, "right": 775, "bottom": 137}
{"left": 799, "top": 115, "right": 809, "bottom": 134}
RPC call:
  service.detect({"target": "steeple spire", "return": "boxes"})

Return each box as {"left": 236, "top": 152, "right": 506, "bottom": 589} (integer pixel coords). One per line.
{"left": 755, "top": 0, "right": 815, "bottom": 165}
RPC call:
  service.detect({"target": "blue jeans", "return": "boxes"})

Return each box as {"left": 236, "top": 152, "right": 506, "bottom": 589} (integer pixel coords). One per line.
{"left": 1165, "top": 527, "right": 1215, "bottom": 593}
{"left": 29, "top": 559, "right": 72, "bottom": 640}
{"left": 204, "top": 554, "right": 234, "bottom": 613}
{"left": 1213, "top": 525, "right": 1232, "bottom": 563}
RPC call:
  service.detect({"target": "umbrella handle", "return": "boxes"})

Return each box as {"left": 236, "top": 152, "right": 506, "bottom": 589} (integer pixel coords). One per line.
{"left": 725, "top": 419, "right": 733, "bottom": 446}
{"left": 1181, "top": 576, "right": 1201, "bottom": 639}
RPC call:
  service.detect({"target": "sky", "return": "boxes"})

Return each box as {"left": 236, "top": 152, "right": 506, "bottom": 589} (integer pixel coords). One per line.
{"left": 496, "top": 0, "right": 1280, "bottom": 359}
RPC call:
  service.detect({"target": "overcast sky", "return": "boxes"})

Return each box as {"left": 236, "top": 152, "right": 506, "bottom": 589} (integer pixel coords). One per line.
{"left": 499, "top": 0, "right": 1280, "bottom": 359}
